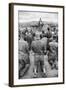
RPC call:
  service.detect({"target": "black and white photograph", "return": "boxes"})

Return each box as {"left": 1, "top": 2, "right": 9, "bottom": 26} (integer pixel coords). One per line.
{"left": 9, "top": 3, "right": 64, "bottom": 87}
{"left": 18, "top": 11, "right": 58, "bottom": 79}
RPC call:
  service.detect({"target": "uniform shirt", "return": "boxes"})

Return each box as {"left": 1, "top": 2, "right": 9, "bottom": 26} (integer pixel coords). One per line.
{"left": 49, "top": 41, "right": 58, "bottom": 50}
{"left": 31, "top": 40, "right": 43, "bottom": 54}
{"left": 19, "top": 39, "right": 29, "bottom": 54}
{"left": 48, "top": 41, "right": 58, "bottom": 61}
{"left": 45, "top": 30, "right": 52, "bottom": 38}
{"left": 19, "top": 52, "right": 30, "bottom": 64}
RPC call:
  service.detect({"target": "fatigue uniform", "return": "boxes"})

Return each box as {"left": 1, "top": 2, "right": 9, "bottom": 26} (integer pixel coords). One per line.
{"left": 48, "top": 41, "right": 58, "bottom": 63}
{"left": 19, "top": 39, "right": 29, "bottom": 54}
{"left": 24, "top": 32, "right": 33, "bottom": 50}
{"left": 34, "top": 53, "right": 44, "bottom": 73}
{"left": 31, "top": 40, "right": 44, "bottom": 75}
{"left": 18, "top": 39, "right": 30, "bottom": 78}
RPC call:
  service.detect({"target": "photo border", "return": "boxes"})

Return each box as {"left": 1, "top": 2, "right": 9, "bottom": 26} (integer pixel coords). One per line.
{"left": 9, "top": 3, "right": 64, "bottom": 87}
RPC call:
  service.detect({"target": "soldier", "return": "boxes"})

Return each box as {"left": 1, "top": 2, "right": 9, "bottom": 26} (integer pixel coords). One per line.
{"left": 31, "top": 34, "right": 48, "bottom": 77}
{"left": 43, "top": 53, "right": 58, "bottom": 77}
{"left": 18, "top": 35, "right": 30, "bottom": 78}
{"left": 24, "top": 30, "right": 35, "bottom": 51}
{"left": 48, "top": 36, "right": 58, "bottom": 69}
{"left": 40, "top": 30, "right": 45, "bottom": 39}
{"left": 46, "top": 27, "right": 52, "bottom": 38}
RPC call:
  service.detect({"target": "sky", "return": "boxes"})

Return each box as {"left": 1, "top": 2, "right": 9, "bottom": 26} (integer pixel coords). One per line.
{"left": 18, "top": 11, "right": 58, "bottom": 23}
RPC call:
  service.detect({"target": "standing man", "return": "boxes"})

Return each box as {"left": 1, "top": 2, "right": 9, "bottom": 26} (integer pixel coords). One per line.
{"left": 18, "top": 35, "right": 30, "bottom": 79}
{"left": 48, "top": 36, "right": 58, "bottom": 69}
{"left": 31, "top": 33, "right": 47, "bottom": 78}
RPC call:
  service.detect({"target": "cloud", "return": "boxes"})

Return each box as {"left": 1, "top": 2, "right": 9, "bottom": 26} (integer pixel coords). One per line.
{"left": 18, "top": 11, "right": 58, "bottom": 23}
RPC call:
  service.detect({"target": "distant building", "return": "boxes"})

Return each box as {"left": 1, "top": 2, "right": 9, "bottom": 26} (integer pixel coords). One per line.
{"left": 19, "top": 18, "right": 58, "bottom": 34}
{"left": 30, "top": 18, "right": 44, "bottom": 32}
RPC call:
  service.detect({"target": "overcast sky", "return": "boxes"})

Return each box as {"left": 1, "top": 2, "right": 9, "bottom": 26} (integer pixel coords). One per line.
{"left": 18, "top": 11, "right": 58, "bottom": 23}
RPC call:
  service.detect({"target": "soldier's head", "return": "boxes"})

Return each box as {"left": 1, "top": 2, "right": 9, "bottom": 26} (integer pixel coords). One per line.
{"left": 44, "top": 50, "right": 47, "bottom": 55}
{"left": 42, "top": 30, "right": 45, "bottom": 34}
{"left": 53, "top": 35, "right": 57, "bottom": 42}
{"left": 32, "top": 33, "right": 35, "bottom": 37}
{"left": 40, "top": 34, "right": 43, "bottom": 39}
{"left": 47, "top": 27, "right": 50, "bottom": 31}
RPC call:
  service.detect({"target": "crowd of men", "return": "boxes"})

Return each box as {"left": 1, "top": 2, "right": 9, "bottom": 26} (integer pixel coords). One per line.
{"left": 19, "top": 26, "right": 58, "bottom": 79}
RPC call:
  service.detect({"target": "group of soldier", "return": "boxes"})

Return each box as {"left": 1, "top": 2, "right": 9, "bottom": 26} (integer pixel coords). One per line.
{"left": 19, "top": 26, "right": 58, "bottom": 79}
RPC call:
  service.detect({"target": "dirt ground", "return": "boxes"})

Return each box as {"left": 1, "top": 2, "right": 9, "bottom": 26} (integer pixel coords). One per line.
{"left": 21, "top": 51, "right": 45, "bottom": 79}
